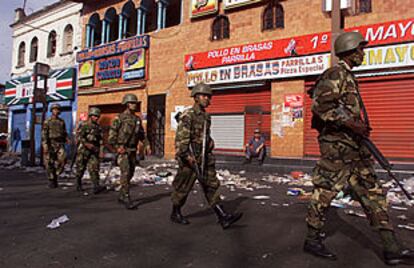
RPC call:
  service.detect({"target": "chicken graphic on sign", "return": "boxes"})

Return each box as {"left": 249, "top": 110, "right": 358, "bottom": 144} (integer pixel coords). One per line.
{"left": 195, "top": 0, "right": 208, "bottom": 9}
{"left": 284, "top": 39, "right": 298, "bottom": 56}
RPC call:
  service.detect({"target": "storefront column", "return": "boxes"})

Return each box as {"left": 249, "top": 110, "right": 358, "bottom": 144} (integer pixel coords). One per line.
{"left": 118, "top": 14, "right": 124, "bottom": 40}
{"left": 137, "top": 8, "right": 142, "bottom": 35}
{"left": 86, "top": 24, "right": 91, "bottom": 48}
{"left": 101, "top": 20, "right": 107, "bottom": 44}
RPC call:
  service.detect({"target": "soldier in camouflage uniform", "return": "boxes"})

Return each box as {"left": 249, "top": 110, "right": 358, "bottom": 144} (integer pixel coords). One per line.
{"left": 74, "top": 107, "right": 105, "bottom": 194}
{"left": 171, "top": 83, "right": 242, "bottom": 229}
{"left": 42, "top": 104, "right": 68, "bottom": 188}
{"left": 304, "top": 32, "right": 414, "bottom": 265}
{"left": 109, "top": 94, "right": 146, "bottom": 209}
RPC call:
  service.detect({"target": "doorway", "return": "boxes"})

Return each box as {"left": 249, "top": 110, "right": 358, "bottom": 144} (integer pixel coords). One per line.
{"left": 147, "top": 94, "right": 166, "bottom": 157}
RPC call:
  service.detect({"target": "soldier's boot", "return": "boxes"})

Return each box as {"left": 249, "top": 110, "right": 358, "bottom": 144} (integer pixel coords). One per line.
{"left": 76, "top": 177, "right": 83, "bottom": 192}
{"left": 212, "top": 204, "right": 243, "bottom": 230}
{"left": 303, "top": 226, "right": 337, "bottom": 260}
{"left": 118, "top": 194, "right": 136, "bottom": 210}
{"left": 381, "top": 230, "right": 414, "bottom": 265}
{"left": 92, "top": 182, "right": 105, "bottom": 195}
{"left": 48, "top": 179, "right": 58, "bottom": 189}
{"left": 170, "top": 205, "right": 189, "bottom": 225}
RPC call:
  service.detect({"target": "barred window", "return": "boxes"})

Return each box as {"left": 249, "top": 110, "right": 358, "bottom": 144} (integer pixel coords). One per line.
{"left": 47, "top": 31, "right": 57, "bottom": 57}
{"left": 17, "top": 42, "right": 25, "bottom": 67}
{"left": 212, "top": 15, "right": 230, "bottom": 41}
{"left": 359, "top": 0, "right": 372, "bottom": 13}
{"left": 30, "top": 37, "right": 38, "bottom": 63}
{"left": 262, "top": 1, "right": 284, "bottom": 31}
{"left": 63, "top": 25, "right": 73, "bottom": 53}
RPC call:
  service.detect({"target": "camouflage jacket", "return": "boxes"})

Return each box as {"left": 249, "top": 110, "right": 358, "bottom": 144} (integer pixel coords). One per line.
{"left": 108, "top": 110, "right": 145, "bottom": 150}
{"left": 42, "top": 116, "right": 67, "bottom": 146}
{"left": 311, "top": 60, "right": 365, "bottom": 143}
{"left": 77, "top": 120, "right": 103, "bottom": 155}
{"left": 175, "top": 103, "right": 212, "bottom": 161}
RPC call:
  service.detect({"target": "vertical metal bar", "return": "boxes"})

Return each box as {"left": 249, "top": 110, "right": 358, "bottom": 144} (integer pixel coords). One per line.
{"left": 331, "top": 0, "right": 342, "bottom": 66}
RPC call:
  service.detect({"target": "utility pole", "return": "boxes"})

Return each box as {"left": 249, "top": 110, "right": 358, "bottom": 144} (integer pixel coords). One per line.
{"left": 331, "top": 0, "right": 344, "bottom": 66}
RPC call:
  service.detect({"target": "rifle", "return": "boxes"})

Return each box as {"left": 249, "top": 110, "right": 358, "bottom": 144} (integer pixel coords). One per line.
{"left": 361, "top": 137, "right": 412, "bottom": 200}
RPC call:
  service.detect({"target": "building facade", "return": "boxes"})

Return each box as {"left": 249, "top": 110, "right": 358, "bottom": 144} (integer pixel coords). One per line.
{"left": 73, "top": 0, "right": 414, "bottom": 161}
{"left": 6, "top": 0, "right": 82, "bottom": 154}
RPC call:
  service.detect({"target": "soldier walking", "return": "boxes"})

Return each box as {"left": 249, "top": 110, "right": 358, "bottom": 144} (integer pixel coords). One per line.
{"left": 109, "top": 94, "right": 146, "bottom": 209}
{"left": 304, "top": 32, "right": 414, "bottom": 265}
{"left": 171, "top": 83, "right": 243, "bottom": 229}
{"left": 74, "top": 107, "right": 105, "bottom": 194}
{"left": 42, "top": 104, "right": 69, "bottom": 188}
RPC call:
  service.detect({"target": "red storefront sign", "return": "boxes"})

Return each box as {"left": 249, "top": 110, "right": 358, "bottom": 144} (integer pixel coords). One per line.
{"left": 184, "top": 18, "right": 414, "bottom": 71}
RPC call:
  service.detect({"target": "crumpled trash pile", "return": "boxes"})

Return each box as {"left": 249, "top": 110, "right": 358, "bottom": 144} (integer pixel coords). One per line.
{"left": 217, "top": 169, "right": 271, "bottom": 192}
{"left": 0, "top": 154, "right": 21, "bottom": 169}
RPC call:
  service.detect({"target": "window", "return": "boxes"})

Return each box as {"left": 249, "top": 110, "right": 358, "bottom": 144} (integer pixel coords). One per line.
{"left": 30, "top": 37, "right": 38, "bottom": 62}
{"left": 63, "top": 24, "right": 73, "bottom": 53}
{"left": 104, "top": 8, "right": 119, "bottom": 43}
{"left": 47, "top": 31, "right": 57, "bottom": 57}
{"left": 262, "top": 0, "right": 284, "bottom": 31}
{"left": 359, "top": 0, "right": 372, "bottom": 13}
{"left": 17, "top": 42, "right": 25, "bottom": 67}
{"left": 142, "top": 0, "right": 158, "bottom": 33}
{"left": 88, "top": 13, "right": 102, "bottom": 47}
{"left": 212, "top": 15, "right": 230, "bottom": 41}
{"left": 122, "top": 1, "right": 137, "bottom": 38}
{"left": 165, "top": 0, "right": 182, "bottom": 28}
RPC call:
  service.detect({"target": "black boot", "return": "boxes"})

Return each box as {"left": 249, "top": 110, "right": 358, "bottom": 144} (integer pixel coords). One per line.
{"left": 93, "top": 182, "right": 105, "bottom": 195}
{"left": 170, "top": 205, "right": 190, "bottom": 225}
{"left": 303, "top": 239, "right": 337, "bottom": 260}
{"left": 384, "top": 249, "right": 414, "bottom": 265}
{"left": 242, "top": 158, "right": 251, "bottom": 165}
{"left": 213, "top": 204, "right": 243, "bottom": 229}
{"left": 76, "top": 177, "right": 83, "bottom": 192}
{"left": 118, "top": 194, "right": 136, "bottom": 210}
{"left": 48, "top": 179, "right": 58, "bottom": 189}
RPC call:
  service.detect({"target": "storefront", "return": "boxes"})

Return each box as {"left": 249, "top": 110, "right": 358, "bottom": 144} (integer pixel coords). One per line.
{"left": 76, "top": 35, "right": 150, "bottom": 143}
{"left": 185, "top": 17, "right": 414, "bottom": 160}
{"left": 5, "top": 68, "right": 76, "bottom": 154}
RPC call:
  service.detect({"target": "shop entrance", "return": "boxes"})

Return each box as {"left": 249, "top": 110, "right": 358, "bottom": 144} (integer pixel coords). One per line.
{"left": 147, "top": 94, "right": 166, "bottom": 157}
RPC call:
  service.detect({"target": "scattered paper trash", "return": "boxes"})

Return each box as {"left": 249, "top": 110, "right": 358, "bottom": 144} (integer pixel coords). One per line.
{"left": 397, "top": 215, "right": 408, "bottom": 221}
{"left": 253, "top": 195, "right": 270, "bottom": 200}
{"left": 156, "top": 171, "right": 172, "bottom": 177}
{"left": 47, "top": 215, "right": 69, "bottom": 229}
{"left": 290, "top": 171, "right": 304, "bottom": 179}
{"left": 391, "top": 206, "right": 408, "bottom": 211}
{"left": 397, "top": 224, "right": 414, "bottom": 231}
{"left": 344, "top": 209, "right": 366, "bottom": 218}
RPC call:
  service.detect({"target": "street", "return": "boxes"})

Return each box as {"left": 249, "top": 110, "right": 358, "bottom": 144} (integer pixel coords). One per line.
{"left": 1, "top": 165, "right": 414, "bottom": 268}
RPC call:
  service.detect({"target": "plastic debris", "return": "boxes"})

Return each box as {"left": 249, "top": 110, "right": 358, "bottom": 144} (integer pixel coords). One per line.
{"left": 290, "top": 171, "right": 304, "bottom": 179}
{"left": 253, "top": 195, "right": 270, "bottom": 200}
{"left": 397, "top": 224, "right": 414, "bottom": 231}
{"left": 47, "top": 215, "right": 70, "bottom": 229}
{"left": 344, "top": 209, "right": 366, "bottom": 218}
{"left": 287, "top": 188, "right": 305, "bottom": 196}
{"left": 397, "top": 215, "right": 408, "bottom": 221}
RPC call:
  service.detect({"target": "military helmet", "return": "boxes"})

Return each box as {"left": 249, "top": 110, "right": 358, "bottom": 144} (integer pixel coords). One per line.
{"left": 88, "top": 107, "right": 101, "bottom": 117}
{"left": 334, "top": 31, "right": 368, "bottom": 56}
{"left": 122, "top": 94, "right": 138, "bottom": 105}
{"left": 50, "top": 103, "right": 61, "bottom": 111}
{"left": 191, "top": 82, "right": 213, "bottom": 97}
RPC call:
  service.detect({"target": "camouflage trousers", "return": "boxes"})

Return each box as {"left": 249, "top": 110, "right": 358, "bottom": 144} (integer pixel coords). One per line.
{"left": 75, "top": 150, "right": 100, "bottom": 184}
{"left": 117, "top": 151, "right": 137, "bottom": 198}
{"left": 171, "top": 154, "right": 221, "bottom": 207}
{"left": 306, "top": 139, "right": 393, "bottom": 236}
{"left": 44, "top": 143, "right": 66, "bottom": 181}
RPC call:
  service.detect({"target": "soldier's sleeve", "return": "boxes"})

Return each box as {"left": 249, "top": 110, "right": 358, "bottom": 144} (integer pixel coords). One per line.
{"left": 41, "top": 119, "right": 49, "bottom": 147}
{"left": 78, "top": 124, "right": 88, "bottom": 145}
{"left": 175, "top": 111, "right": 192, "bottom": 159}
{"left": 108, "top": 117, "right": 120, "bottom": 147}
{"left": 311, "top": 68, "right": 353, "bottom": 126}
{"left": 99, "top": 126, "right": 104, "bottom": 155}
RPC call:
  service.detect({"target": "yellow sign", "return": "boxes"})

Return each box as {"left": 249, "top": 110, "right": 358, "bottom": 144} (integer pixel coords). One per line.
{"left": 78, "top": 60, "right": 95, "bottom": 79}
{"left": 191, "top": 0, "right": 218, "bottom": 18}
{"left": 123, "top": 49, "right": 145, "bottom": 71}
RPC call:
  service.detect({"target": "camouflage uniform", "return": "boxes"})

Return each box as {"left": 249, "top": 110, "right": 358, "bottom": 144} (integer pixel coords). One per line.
{"left": 74, "top": 120, "right": 103, "bottom": 187}
{"left": 171, "top": 103, "right": 220, "bottom": 207}
{"left": 108, "top": 110, "right": 145, "bottom": 200}
{"left": 306, "top": 60, "right": 392, "bottom": 235}
{"left": 42, "top": 116, "right": 68, "bottom": 183}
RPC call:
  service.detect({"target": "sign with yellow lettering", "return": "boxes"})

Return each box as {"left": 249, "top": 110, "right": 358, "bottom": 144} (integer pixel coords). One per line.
{"left": 190, "top": 0, "right": 218, "bottom": 18}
